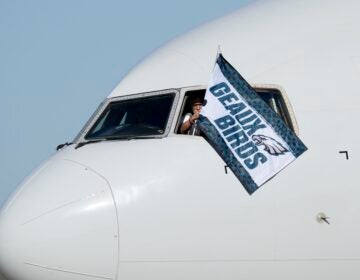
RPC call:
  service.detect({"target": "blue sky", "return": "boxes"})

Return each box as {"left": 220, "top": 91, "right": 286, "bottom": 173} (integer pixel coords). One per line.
{"left": 0, "top": 0, "right": 251, "bottom": 207}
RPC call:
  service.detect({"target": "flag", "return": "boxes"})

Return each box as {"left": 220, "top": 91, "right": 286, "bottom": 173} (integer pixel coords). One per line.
{"left": 198, "top": 53, "right": 307, "bottom": 194}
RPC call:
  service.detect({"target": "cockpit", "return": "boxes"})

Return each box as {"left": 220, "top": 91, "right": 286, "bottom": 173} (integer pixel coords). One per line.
{"left": 73, "top": 85, "right": 298, "bottom": 145}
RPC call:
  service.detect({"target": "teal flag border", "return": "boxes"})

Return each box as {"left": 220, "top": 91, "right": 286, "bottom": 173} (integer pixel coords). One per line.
{"left": 198, "top": 115, "right": 259, "bottom": 194}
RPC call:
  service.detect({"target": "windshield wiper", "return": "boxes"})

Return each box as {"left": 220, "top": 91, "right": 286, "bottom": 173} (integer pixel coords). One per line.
{"left": 75, "top": 139, "right": 104, "bottom": 149}
{"left": 75, "top": 135, "right": 159, "bottom": 150}
{"left": 104, "top": 135, "right": 158, "bottom": 140}
{"left": 56, "top": 142, "right": 73, "bottom": 151}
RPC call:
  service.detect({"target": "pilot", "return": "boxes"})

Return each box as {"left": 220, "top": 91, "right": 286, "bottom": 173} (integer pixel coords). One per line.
{"left": 180, "top": 96, "right": 203, "bottom": 135}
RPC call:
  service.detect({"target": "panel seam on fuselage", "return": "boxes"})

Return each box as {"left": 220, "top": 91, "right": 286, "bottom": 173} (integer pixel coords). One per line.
{"left": 60, "top": 158, "right": 121, "bottom": 280}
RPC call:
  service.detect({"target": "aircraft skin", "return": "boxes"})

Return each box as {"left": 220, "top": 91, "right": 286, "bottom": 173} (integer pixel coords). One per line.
{"left": 1, "top": 0, "right": 360, "bottom": 279}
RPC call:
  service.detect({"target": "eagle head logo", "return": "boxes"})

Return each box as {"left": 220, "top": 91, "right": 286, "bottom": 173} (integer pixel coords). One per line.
{"left": 252, "top": 134, "right": 289, "bottom": 156}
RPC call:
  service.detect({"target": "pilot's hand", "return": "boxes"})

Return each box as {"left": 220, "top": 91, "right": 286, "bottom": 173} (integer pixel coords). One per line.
{"left": 190, "top": 112, "right": 200, "bottom": 122}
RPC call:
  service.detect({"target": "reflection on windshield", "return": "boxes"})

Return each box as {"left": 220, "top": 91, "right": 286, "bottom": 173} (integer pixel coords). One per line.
{"left": 85, "top": 94, "right": 175, "bottom": 140}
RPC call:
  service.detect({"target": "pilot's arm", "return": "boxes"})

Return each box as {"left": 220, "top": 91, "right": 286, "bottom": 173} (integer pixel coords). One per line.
{"left": 180, "top": 112, "right": 199, "bottom": 134}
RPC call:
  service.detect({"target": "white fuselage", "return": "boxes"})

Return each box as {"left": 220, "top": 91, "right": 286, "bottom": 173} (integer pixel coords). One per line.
{"left": 1, "top": 0, "right": 360, "bottom": 279}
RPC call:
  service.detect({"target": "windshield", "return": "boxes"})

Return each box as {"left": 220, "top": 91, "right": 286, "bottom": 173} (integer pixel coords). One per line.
{"left": 85, "top": 93, "right": 175, "bottom": 140}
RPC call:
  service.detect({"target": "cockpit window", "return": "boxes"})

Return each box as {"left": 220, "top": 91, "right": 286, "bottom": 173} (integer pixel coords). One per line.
{"left": 85, "top": 93, "right": 175, "bottom": 139}
{"left": 254, "top": 88, "right": 295, "bottom": 132}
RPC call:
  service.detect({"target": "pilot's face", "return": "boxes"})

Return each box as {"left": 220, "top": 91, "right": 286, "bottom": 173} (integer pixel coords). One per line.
{"left": 192, "top": 102, "right": 202, "bottom": 114}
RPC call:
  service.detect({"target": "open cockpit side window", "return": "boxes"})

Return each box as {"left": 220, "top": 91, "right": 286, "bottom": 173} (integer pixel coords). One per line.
{"left": 176, "top": 90, "right": 206, "bottom": 135}
{"left": 176, "top": 86, "right": 297, "bottom": 134}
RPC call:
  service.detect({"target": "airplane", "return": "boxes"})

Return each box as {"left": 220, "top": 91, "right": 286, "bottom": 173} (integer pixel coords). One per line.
{"left": 1, "top": 0, "right": 359, "bottom": 279}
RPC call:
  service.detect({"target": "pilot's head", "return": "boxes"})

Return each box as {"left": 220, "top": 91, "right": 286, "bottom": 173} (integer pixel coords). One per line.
{"left": 189, "top": 96, "right": 203, "bottom": 114}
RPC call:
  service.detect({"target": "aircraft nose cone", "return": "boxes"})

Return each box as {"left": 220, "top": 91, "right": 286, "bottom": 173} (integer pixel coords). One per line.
{"left": 0, "top": 159, "right": 119, "bottom": 280}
